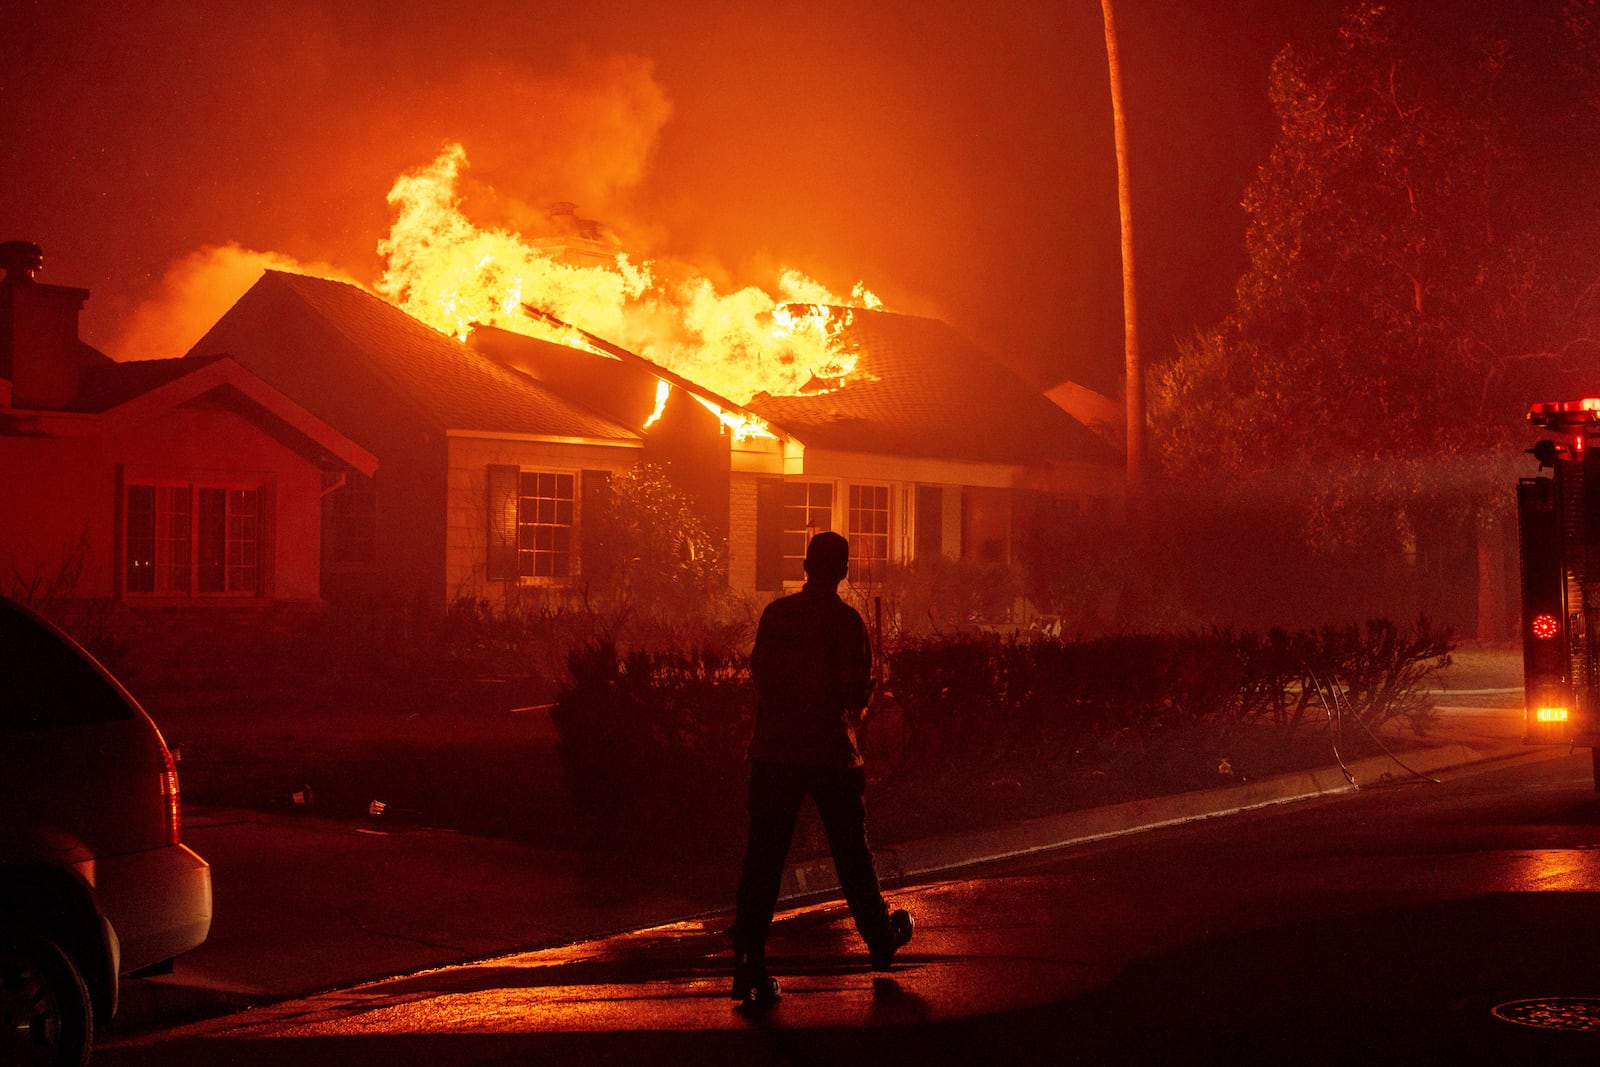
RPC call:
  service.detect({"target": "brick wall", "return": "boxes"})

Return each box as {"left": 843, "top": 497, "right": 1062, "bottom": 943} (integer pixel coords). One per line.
{"left": 728, "top": 472, "right": 759, "bottom": 592}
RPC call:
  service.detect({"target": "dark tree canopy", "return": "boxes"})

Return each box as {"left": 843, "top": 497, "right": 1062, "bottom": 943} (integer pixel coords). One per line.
{"left": 1153, "top": 0, "right": 1600, "bottom": 544}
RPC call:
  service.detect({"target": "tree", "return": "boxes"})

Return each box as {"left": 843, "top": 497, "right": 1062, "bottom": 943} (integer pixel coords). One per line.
{"left": 581, "top": 463, "right": 724, "bottom": 626}
{"left": 1146, "top": 1, "right": 1600, "bottom": 638}
{"left": 1154, "top": 1, "right": 1600, "bottom": 550}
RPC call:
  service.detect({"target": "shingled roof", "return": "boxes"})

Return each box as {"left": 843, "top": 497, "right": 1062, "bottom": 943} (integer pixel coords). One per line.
{"left": 187, "top": 272, "right": 639, "bottom": 444}
{"left": 67, "top": 352, "right": 226, "bottom": 413}
{"left": 744, "top": 309, "right": 1121, "bottom": 468}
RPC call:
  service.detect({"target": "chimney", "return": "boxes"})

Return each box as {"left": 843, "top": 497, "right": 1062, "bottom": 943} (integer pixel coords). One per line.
{"left": 1, "top": 241, "right": 90, "bottom": 410}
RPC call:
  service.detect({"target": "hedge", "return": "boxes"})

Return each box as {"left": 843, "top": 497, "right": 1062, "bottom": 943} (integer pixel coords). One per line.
{"left": 551, "top": 619, "right": 1454, "bottom": 839}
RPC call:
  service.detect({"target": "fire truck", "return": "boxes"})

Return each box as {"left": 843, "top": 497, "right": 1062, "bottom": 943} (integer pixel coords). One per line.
{"left": 1519, "top": 398, "right": 1600, "bottom": 787}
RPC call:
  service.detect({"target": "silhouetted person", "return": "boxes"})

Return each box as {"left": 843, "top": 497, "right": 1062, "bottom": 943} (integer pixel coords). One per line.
{"left": 730, "top": 530, "right": 912, "bottom": 1006}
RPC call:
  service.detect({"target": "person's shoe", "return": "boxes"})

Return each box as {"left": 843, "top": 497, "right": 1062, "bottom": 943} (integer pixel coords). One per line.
{"left": 870, "top": 909, "right": 913, "bottom": 971}
{"left": 731, "top": 945, "right": 781, "bottom": 1007}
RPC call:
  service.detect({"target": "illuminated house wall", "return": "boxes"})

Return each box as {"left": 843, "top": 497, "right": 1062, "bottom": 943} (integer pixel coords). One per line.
{"left": 470, "top": 310, "right": 1123, "bottom": 597}
{"left": 1, "top": 248, "right": 374, "bottom": 610}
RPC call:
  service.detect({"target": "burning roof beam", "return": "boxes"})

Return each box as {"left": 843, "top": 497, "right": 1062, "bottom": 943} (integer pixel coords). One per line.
{"left": 520, "top": 304, "right": 778, "bottom": 442}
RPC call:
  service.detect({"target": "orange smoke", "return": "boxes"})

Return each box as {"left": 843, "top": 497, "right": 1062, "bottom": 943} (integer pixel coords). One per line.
{"left": 110, "top": 244, "right": 358, "bottom": 362}
{"left": 375, "top": 143, "right": 882, "bottom": 401}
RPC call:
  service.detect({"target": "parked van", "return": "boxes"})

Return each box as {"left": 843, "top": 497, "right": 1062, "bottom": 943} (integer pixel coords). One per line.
{"left": 1, "top": 595, "right": 212, "bottom": 1066}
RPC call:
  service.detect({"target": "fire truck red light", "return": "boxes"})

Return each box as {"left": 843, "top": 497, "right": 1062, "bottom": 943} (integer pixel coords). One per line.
{"left": 1532, "top": 614, "right": 1560, "bottom": 640}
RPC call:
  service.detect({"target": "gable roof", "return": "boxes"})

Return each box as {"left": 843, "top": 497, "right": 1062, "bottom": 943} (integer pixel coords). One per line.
{"left": 744, "top": 309, "right": 1122, "bottom": 468}
{"left": 98, "top": 356, "right": 378, "bottom": 475}
{"left": 2, "top": 348, "right": 377, "bottom": 475}
{"left": 69, "top": 351, "right": 227, "bottom": 412}
{"left": 187, "top": 272, "right": 640, "bottom": 445}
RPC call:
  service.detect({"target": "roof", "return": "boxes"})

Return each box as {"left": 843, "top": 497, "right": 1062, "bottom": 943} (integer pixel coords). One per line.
{"left": 69, "top": 352, "right": 226, "bottom": 412}
{"left": 469, "top": 320, "right": 781, "bottom": 439}
{"left": 3, "top": 348, "right": 376, "bottom": 474}
{"left": 744, "top": 309, "right": 1122, "bottom": 468}
{"left": 188, "top": 272, "right": 640, "bottom": 444}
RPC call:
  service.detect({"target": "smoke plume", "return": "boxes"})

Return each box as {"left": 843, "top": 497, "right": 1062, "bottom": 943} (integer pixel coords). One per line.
{"left": 109, "top": 244, "right": 358, "bottom": 362}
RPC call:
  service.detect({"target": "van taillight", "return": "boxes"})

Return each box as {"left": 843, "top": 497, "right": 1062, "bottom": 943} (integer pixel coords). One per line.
{"left": 160, "top": 742, "right": 182, "bottom": 845}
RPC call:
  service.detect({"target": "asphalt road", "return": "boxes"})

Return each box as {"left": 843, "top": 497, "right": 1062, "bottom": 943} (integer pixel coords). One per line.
{"left": 99, "top": 736, "right": 1600, "bottom": 1065}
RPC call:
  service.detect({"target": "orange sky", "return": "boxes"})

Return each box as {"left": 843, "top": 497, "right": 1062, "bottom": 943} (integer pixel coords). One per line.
{"left": 0, "top": 0, "right": 1321, "bottom": 395}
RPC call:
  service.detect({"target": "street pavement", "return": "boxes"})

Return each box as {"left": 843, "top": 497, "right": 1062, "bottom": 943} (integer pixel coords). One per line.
{"left": 106, "top": 682, "right": 1534, "bottom": 1042}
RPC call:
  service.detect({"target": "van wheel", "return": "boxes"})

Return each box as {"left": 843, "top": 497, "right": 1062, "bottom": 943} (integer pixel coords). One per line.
{"left": 0, "top": 929, "right": 93, "bottom": 1067}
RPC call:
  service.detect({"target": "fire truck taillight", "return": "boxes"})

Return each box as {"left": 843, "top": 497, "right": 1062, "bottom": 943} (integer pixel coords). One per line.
{"left": 1517, "top": 475, "right": 1574, "bottom": 744}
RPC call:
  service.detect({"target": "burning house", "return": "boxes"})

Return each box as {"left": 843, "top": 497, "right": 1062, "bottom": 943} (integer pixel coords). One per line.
{"left": 184, "top": 270, "right": 647, "bottom": 614}
{"left": 3, "top": 225, "right": 1124, "bottom": 643}
{"left": 184, "top": 267, "right": 1121, "bottom": 617}
{"left": 737, "top": 308, "right": 1123, "bottom": 589}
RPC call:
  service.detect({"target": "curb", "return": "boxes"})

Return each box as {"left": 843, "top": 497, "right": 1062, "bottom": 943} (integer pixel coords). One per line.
{"left": 111, "top": 732, "right": 1532, "bottom": 1037}
{"left": 777, "top": 739, "right": 1531, "bottom": 902}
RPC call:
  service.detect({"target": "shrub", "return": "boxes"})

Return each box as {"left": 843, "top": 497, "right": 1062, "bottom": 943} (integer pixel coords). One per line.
{"left": 552, "top": 640, "right": 752, "bottom": 837}
{"left": 869, "top": 557, "right": 1023, "bottom": 637}
{"left": 549, "top": 617, "right": 1455, "bottom": 843}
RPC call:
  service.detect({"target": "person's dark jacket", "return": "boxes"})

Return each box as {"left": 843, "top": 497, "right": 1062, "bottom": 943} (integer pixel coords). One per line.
{"left": 747, "top": 582, "right": 873, "bottom": 768}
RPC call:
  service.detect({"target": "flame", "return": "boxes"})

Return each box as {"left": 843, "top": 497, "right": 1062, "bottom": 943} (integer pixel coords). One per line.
{"left": 375, "top": 144, "right": 880, "bottom": 404}
{"left": 644, "top": 379, "right": 670, "bottom": 429}
{"left": 691, "top": 395, "right": 774, "bottom": 443}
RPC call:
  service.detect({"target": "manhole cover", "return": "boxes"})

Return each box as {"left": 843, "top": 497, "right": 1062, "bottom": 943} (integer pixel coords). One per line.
{"left": 1493, "top": 997, "right": 1600, "bottom": 1031}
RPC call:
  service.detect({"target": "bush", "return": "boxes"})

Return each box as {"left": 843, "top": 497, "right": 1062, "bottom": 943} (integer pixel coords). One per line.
{"left": 549, "top": 618, "right": 1454, "bottom": 844}
{"left": 552, "top": 640, "right": 752, "bottom": 840}
{"left": 882, "top": 618, "right": 1451, "bottom": 802}
{"left": 870, "top": 557, "right": 1023, "bottom": 637}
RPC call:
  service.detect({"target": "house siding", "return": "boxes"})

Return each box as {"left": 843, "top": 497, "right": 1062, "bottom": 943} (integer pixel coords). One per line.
{"left": 1, "top": 404, "right": 326, "bottom": 602}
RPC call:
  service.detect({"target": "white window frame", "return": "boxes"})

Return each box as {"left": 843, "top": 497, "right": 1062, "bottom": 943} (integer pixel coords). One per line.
{"left": 846, "top": 482, "right": 892, "bottom": 586}
{"left": 780, "top": 480, "right": 836, "bottom": 585}
{"left": 125, "top": 478, "right": 267, "bottom": 599}
{"left": 515, "top": 469, "right": 576, "bottom": 581}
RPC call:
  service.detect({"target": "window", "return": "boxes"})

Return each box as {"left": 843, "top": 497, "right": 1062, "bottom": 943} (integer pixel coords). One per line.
{"left": 517, "top": 471, "right": 574, "bottom": 579}
{"left": 848, "top": 484, "right": 890, "bottom": 585}
{"left": 126, "top": 482, "right": 264, "bottom": 597}
{"left": 486, "top": 466, "right": 582, "bottom": 583}
{"left": 781, "top": 481, "right": 834, "bottom": 583}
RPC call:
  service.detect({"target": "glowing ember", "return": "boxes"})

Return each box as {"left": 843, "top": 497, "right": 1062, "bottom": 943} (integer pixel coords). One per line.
{"left": 376, "top": 143, "right": 881, "bottom": 403}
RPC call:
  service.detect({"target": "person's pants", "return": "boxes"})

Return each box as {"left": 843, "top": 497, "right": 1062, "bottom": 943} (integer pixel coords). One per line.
{"left": 731, "top": 760, "right": 891, "bottom": 955}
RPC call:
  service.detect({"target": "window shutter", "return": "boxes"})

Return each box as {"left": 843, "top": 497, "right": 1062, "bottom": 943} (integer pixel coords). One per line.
{"left": 486, "top": 464, "right": 519, "bottom": 581}
{"left": 578, "top": 469, "right": 611, "bottom": 578}
{"left": 260, "top": 480, "right": 276, "bottom": 597}
{"left": 915, "top": 485, "right": 943, "bottom": 560}
{"left": 755, "top": 477, "right": 784, "bottom": 591}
